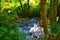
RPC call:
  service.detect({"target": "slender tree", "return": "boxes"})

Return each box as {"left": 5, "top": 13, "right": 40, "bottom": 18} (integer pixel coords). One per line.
{"left": 19, "top": 0, "right": 23, "bottom": 11}
{"left": 27, "top": 0, "right": 30, "bottom": 15}
{"left": 25, "top": 0, "right": 30, "bottom": 17}
{"left": 28, "top": 0, "right": 29, "bottom": 10}
{"left": 50, "top": 0, "right": 57, "bottom": 22}
{"left": 27, "top": 0, "right": 30, "bottom": 13}
{"left": 58, "top": 4, "right": 60, "bottom": 23}
{"left": 40, "top": 0, "right": 49, "bottom": 39}
{"left": 0, "top": 0, "right": 1, "bottom": 12}
{"left": 57, "top": 0, "right": 60, "bottom": 23}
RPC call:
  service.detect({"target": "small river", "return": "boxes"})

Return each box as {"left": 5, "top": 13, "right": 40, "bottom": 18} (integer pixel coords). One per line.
{"left": 17, "top": 18, "right": 45, "bottom": 40}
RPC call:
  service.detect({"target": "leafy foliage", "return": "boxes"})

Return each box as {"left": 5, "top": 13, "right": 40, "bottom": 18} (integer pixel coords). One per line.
{"left": 0, "top": 6, "right": 26, "bottom": 40}
{"left": 50, "top": 22, "right": 60, "bottom": 34}
{"left": 0, "top": 26, "right": 26, "bottom": 40}
{"left": 0, "top": 13, "right": 26, "bottom": 40}
{"left": 1, "top": 0, "right": 60, "bottom": 40}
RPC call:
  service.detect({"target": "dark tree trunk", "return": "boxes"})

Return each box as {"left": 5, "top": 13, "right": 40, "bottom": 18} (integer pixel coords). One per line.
{"left": 19, "top": 0, "right": 23, "bottom": 11}
{"left": 40, "top": 0, "right": 49, "bottom": 39}
{"left": 27, "top": 0, "right": 30, "bottom": 13}
{"left": 57, "top": 4, "right": 60, "bottom": 24}
{"left": 25, "top": 0, "right": 30, "bottom": 17}
{"left": 50, "top": 0, "right": 57, "bottom": 22}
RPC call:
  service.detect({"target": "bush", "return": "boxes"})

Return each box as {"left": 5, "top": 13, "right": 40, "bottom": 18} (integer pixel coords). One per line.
{"left": 0, "top": 23, "right": 26, "bottom": 40}
{"left": 50, "top": 22, "right": 60, "bottom": 34}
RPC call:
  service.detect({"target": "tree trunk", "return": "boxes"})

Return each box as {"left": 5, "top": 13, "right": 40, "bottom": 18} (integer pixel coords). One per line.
{"left": 28, "top": 0, "right": 30, "bottom": 10}
{"left": 57, "top": 3, "right": 60, "bottom": 24}
{"left": 19, "top": 0, "right": 23, "bottom": 11}
{"left": 27, "top": 0, "right": 30, "bottom": 15}
{"left": 0, "top": 1, "right": 1, "bottom": 12}
{"left": 40, "top": 0, "right": 49, "bottom": 39}
{"left": 50, "top": 0, "right": 57, "bottom": 22}
{"left": 25, "top": 0, "right": 30, "bottom": 17}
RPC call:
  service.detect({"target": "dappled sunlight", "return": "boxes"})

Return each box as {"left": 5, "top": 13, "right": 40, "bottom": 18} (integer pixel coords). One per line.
{"left": 29, "top": 0, "right": 38, "bottom": 6}
{"left": 56, "top": 17, "right": 59, "bottom": 21}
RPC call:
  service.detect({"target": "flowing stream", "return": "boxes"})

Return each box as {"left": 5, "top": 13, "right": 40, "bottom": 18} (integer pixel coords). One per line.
{"left": 17, "top": 18, "right": 45, "bottom": 40}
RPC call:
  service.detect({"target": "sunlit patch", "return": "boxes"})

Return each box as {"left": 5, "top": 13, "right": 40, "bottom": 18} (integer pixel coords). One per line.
{"left": 29, "top": 0, "right": 39, "bottom": 6}
{"left": 30, "top": 0, "right": 35, "bottom": 4}
{"left": 25, "top": 0, "right": 27, "bottom": 1}
{"left": 8, "top": 10, "right": 11, "bottom": 13}
{"left": 47, "top": 20, "right": 50, "bottom": 25}
{"left": 30, "top": 0, "right": 33, "bottom": 2}
{"left": 56, "top": 17, "right": 59, "bottom": 21}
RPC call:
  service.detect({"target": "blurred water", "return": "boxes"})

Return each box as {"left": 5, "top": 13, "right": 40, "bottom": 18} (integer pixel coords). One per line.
{"left": 17, "top": 18, "right": 45, "bottom": 40}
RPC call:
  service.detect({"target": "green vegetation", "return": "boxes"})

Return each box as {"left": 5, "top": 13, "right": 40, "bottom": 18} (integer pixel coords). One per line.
{"left": 0, "top": 0, "right": 60, "bottom": 40}
{"left": 0, "top": 26, "right": 26, "bottom": 40}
